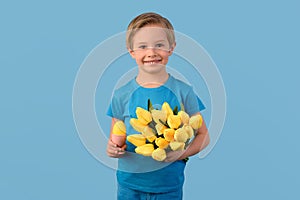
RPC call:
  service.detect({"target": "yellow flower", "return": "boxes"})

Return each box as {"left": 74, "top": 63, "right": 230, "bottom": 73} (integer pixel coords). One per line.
{"left": 169, "top": 141, "right": 185, "bottom": 151}
{"left": 155, "top": 123, "right": 167, "bottom": 135}
{"left": 136, "top": 107, "right": 152, "bottom": 125}
{"left": 127, "top": 134, "right": 146, "bottom": 146}
{"left": 141, "top": 126, "right": 155, "bottom": 137}
{"left": 174, "top": 127, "right": 189, "bottom": 143}
{"left": 164, "top": 128, "right": 175, "bottom": 142}
{"left": 141, "top": 126, "right": 156, "bottom": 142}
{"left": 130, "top": 118, "right": 147, "bottom": 132}
{"left": 146, "top": 135, "right": 157, "bottom": 143}
{"left": 162, "top": 102, "right": 173, "bottom": 117}
{"left": 152, "top": 148, "right": 167, "bottom": 161}
{"left": 178, "top": 110, "right": 189, "bottom": 125}
{"left": 189, "top": 114, "right": 203, "bottom": 129}
{"left": 112, "top": 121, "right": 126, "bottom": 136}
{"left": 183, "top": 124, "right": 194, "bottom": 139}
{"left": 151, "top": 109, "right": 167, "bottom": 124}
{"left": 167, "top": 114, "right": 181, "bottom": 129}
{"left": 135, "top": 144, "right": 154, "bottom": 156}
{"left": 155, "top": 137, "right": 169, "bottom": 149}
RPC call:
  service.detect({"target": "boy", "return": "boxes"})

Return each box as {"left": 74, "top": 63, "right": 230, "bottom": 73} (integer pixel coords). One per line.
{"left": 106, "top": 12, "right": 210, "bottom": 200}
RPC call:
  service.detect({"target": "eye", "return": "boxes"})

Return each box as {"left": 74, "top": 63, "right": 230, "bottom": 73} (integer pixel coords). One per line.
{"left": 155, "top": 43, "right": 164, "bottom": 48}
{"left": 138, "top": 45, "right": 147, "bottom": 49}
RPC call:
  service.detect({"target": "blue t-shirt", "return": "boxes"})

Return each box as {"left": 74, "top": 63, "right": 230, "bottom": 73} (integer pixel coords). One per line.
{"left": 107, "top": 75, "right": 205, "bottom": 193}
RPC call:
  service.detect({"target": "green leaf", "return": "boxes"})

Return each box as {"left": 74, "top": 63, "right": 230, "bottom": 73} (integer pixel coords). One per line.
{"left": 159, "top": 119, "right": 169, "bottom": 128}
{"left": 147, "top": 99, "right": 153, "bottom": 111}
{"left": 148, "top": 121, "right": 156, "bottom": 130}
{"left": 180, "top": 103, "right": 185, "bottom": 112}
{"left": 173, "top": 106, "right": 178, "bottom": 115}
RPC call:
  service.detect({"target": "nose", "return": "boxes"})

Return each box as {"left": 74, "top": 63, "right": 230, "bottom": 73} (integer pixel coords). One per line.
{"left": 146, "top": 47, "right": 158, "bottom": 57}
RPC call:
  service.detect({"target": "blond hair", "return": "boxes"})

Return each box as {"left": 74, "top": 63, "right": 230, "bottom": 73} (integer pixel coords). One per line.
{"left": 126, "top": 12, "right": 175, "bottom": 50}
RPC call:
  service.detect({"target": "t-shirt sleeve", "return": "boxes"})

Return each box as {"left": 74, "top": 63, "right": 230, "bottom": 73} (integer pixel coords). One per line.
{"left": 196, "top": 95, "right": 206, "bottom": 111}
{"left": 106, "top": 103, "right": 113, "bottom": 117}
{"left": 184, "top": 87, "right": 206, "bottom": 115}
{"left": 106, "top": 94, "right": 124, "bottom": 120}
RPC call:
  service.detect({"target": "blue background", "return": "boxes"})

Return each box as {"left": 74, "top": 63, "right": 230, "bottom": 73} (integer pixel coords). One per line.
{"left": 1, "top": 0, "right": 299, "bottom": 199}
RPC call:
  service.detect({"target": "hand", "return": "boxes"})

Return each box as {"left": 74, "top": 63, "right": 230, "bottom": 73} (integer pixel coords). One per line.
{"left": 164, "top": 150, "right": 185, "bottom": 162}
{"left": 106, "top": 139, "right": 126, "bottom": 158}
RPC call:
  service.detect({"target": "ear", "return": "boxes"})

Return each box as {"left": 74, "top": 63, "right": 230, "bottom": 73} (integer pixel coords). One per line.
{"left": 128, "top": 48, "right": 136, "bottom": 59}
{"left": 168, "top": 42, "right": 176, "bottom": 56}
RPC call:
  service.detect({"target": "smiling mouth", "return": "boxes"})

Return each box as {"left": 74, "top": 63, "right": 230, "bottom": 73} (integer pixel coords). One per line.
{"left": 143, "top": 59, "right": 162, "bottom": 65}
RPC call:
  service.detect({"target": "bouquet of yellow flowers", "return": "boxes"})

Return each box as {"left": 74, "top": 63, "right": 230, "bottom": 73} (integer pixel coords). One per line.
{"left": 125, "top": 99, "right": 203, "bottom": 162}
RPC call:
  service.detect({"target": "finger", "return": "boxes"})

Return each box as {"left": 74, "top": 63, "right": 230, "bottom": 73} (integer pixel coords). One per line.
{"left": 107, "top": 147, "right": 125, "bottom": 158}
{"left": 107, "top": 145, "right": 119, "bottom": 155}
{"left": 107, "top": 146, "right": 122, "bottom": 154}
{"left": 108, "top": 139, "right": 118, "bottom": 148}
{"left": 106, "top": 148, "right": 116, "bottom": 157}
{"left": 107, "top": 141, "right": 120, "bottom": 151}
{"left": 117, "top": 151, "right": 126, "bottom": 155}
{"left": 121, "top": 144, "right": 127, "bottom": 150}
{"left": 107, "top": 151, "right": 120, "bottom": 158}
{"left": 164, "top": 158, "right": 173, "bottom": 162}
{"left": 107, "top": 140, "right": 126, "bottom": 158}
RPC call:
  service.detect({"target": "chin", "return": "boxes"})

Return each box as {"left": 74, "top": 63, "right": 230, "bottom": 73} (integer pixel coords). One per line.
{"left": 141, "top": 64, "right": 165, "bottom": 74}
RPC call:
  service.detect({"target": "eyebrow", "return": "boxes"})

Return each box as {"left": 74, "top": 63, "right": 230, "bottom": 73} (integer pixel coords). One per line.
{"left": 155, "top": 40, "right": 167, "bottom": 43}
{"left": 136, "top": 40, "right": 167, "bottom": 44}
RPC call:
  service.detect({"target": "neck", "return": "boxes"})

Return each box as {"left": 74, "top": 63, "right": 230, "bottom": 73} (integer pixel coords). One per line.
{"left": 136, "top": 71, "right": 169, "bottom": 88}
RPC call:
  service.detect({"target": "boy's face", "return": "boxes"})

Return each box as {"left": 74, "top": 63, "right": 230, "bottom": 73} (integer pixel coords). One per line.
{"left": 128, "top": 24, "right": 175, "bottom": 74}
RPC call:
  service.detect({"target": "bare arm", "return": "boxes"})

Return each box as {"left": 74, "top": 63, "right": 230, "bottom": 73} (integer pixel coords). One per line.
{"left": 106, "top": 118, "right": 126, "bottom": 158}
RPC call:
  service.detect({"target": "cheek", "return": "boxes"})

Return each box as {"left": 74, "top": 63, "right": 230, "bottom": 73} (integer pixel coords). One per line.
{"left": 131, "top": 54, "right": 142, "bottom": 61}
{"left": 161, "top": 51, "right": 172, "bottom": 58}
{"left": 136, "top": 55, "right": 144, "bottom": 62}
{"left": 161, "top": 54, "right": 170, "bottom": 62}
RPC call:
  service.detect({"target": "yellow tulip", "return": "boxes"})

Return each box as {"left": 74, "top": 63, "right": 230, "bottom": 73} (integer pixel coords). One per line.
{"left": 174, "top": 127, "right": 189, "bottom": 143}
{"left": 146, "top": 135, "right": 157, "bottom": 143}
{"left": 151, "top": 109, "right": 167, "bottom": 124}
{"left": 141, "top": 126, "right": 155, "bottom": 137}
{"left": 152, "top": 148, "right": 167, "bottom": 161}
{"left": 135, "top": 144, "right": 154, "bottom": 156}
{"left": 183, "top": 124, "right": 194, "bottom": 139}
{"left": 164, "top": 128, "right": 175, "bottom": 142}
{"left": 136, "top": 107, "right": 152, "bottom": 125}
{"left": 169, "top": 141, "right": 185, "bottom": 151}
{"left": 112, "top": 121, "right": 126, "bottom": 136}
{"left": 162, "top": 102, "right": 173, "bottom": 117}
{"left": 178, "top": 110, "right": 189, "bottom": 125}
{"left": 141, "top": 126, "right": 156, "bottom": 142}
{"left": 167, "top": 114, "right": 181, "bottom": 129}
{"left": 127, "top": 134, "right": 146, "bottom": 146}
{"left": 189, "top": 114, "right": 203, "bottom": 129}
{"left": 155, "top": 123, "right": 167, "bottom": 135}
{"left": 130, "top": 118, "right": 147, "bottom": 132}
{"left": 155, "top": 137, "right": 169, "bottom": 149}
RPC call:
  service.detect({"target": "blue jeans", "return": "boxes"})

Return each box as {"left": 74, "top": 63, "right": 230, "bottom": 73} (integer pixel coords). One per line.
{"left": 117, "top": 184, "right": 183, "bottom": 200}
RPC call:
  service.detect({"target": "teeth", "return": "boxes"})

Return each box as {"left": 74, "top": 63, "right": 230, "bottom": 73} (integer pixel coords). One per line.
{"left": 144, "top": 61, "right": 161, "bottom": 65}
